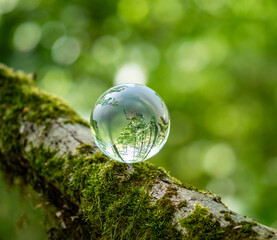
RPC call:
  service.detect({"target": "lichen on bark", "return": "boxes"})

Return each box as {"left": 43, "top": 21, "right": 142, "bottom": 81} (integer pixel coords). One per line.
{"left": 0, "top": 64, "right": 277, "bottom": 240}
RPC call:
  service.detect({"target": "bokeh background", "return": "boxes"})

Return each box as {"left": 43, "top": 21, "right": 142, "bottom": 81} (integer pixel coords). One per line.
{"left": 1, "top": 0, "right": 277, "bottom": 239}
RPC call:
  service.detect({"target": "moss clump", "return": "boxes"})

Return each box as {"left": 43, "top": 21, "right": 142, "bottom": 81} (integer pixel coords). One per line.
{"left": 163, "top": 185, "right": 178, "bottom": 199}
{"left": 181, "top": 182, "right": 200, "bottom": 191}
{"left": 76, "top": 143, "right": 96, "bottom": 155}
{"left": 222, "top": 213, "right": 257, "bottom": 239}
{"left": 179, "top": 204, "right": 258, "bottom": 240}
{"left": 0, "top": 64, "right": 88, "bottom": 153}
{"left": 179, "top": 204, "right": 224, "bottom": 240}
{"left": 220, "top": 210, "right": 235, "bottom": 215}
{"left": 224, "top": 213, "right": 232, "bottom": 222}
{"left": 178, "top": 201, "right": 187, "bottom": 209}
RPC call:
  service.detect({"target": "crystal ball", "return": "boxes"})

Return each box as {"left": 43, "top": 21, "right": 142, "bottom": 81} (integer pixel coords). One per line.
{"left": 90, "top": 84, "right": 170, "bottom": 163}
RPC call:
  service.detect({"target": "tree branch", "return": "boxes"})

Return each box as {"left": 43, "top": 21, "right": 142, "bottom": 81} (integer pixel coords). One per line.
{"left": 0, "top": 64, "right": 276, "bottom": 239}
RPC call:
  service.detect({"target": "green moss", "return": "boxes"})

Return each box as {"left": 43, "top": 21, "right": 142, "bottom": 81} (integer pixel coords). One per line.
{"left": 76, "top": 143, "right": 95, "bottom": 155}
{"left": 179, "top": 204, "right": 258, "bottom": 240}
{"left": 0, "top": 64, "right": 88, "bottom": 153}
{"left": 220, "top": 210, "right": 235, "bottom": 216}
{"left": 25, "top": 145, "right": 183, "bottom": 239}
{"left": 222, "top": 212, "right": 257, "bottom": 239}
{"left": 179, "top": 204, "right": 224, "bottom": 240}
{"left": 224, "top": 213, "right": 232, "bottom": 222}
{"left": 181, "top": 182, "right": 200, "bottom": 191}
{"left": 240, "top": 223, "right": 257, "bottom": 233}
{"left": 178, "top": 182, "right": 213, "bottom": 195}
{"left": 163, "top": 185, "right": 178, "bottom": 199}
{"left": 178, "top": 201, "right": 187, "bottom": 209}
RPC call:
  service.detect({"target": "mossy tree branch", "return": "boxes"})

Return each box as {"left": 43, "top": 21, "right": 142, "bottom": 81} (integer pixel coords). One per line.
{"left": 0, "top": 64, "right": 276, "bottom": 240}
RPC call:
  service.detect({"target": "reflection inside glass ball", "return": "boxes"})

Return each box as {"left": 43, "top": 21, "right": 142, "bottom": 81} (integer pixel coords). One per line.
{"left": 90, "top": 84, "right": 170, "bottom": 163}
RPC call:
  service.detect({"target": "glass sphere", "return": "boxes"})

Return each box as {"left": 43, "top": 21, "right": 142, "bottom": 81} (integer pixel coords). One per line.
{"left": 90, "top": 84, "right": 170, "bottom": 163}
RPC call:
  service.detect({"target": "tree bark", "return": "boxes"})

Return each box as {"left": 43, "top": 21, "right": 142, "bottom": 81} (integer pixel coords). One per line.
{"left": 0, "top": 63, "right": 276, "bottom": 239}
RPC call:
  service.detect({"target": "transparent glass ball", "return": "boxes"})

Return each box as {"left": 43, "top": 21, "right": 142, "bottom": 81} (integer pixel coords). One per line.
{"left": 90, "top": 84, "right": 170, "bottom": 163}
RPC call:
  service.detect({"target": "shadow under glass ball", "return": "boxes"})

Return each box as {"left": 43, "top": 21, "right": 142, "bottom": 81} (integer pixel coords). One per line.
{"left": 90, "top": 84, "right": 170, "bottom": 163}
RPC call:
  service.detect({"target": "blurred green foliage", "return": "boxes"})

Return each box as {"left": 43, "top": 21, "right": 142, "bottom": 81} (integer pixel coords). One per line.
{"left": 1, "top": 0, "right": 277, "bottom": 238}
{"left": 0, "top": 173, "right": 46, "bottom": 239}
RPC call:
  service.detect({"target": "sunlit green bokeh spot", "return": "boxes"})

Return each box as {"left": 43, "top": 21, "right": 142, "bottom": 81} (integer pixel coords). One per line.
{"left": 206, "top": 178, "right": 236, "bottom": 197}
{"left": 174, "top": 40, "right": 210, "bottom": 73}
{"left": 39, "top": 67, "right": 72, "bottom": 97}
{"left": 0, "top": 0, "right": 18, "bottom": 14}
{"left": 90, "top": 84, "right": 170, "bottom": 163}
{"left": 175, "top": 141, "right": 208, "bottom": 181}
{"left": 118, "top": 0, "right": 149, "bottom": 23}
{"left": 203, "top": 143, "right": 237, "bottom": 178}
{"left": 125, "top": 42, "right": 160, "bottom": 71}
{"left": 151, "top": 0, "right": 184, "bottom": 24}
{"left": 92, "top": 35, "right": 122, "bottom": 65}
{"left": 13, "top": 22, "right": 41, "bottom": 52}
{"left": 51, "top": 36, "right": 81, "bottom": 65}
